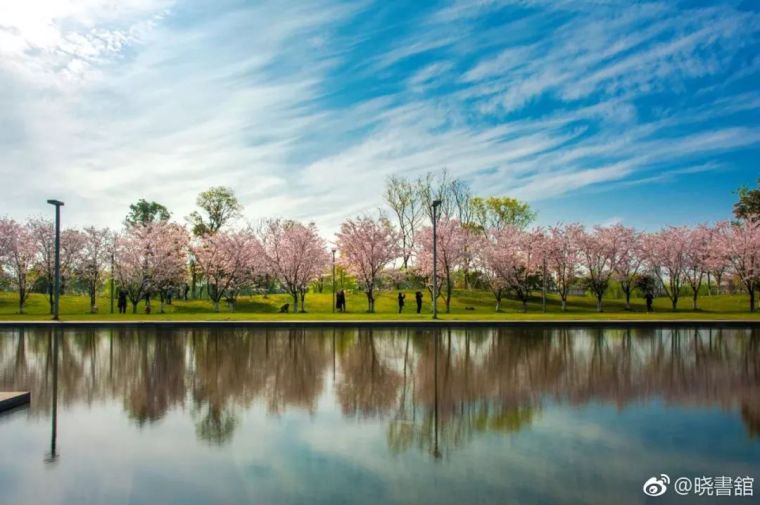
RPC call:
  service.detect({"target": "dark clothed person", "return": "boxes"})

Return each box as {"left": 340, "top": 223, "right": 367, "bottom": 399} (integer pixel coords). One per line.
{"left": 415, "top": 291, "right": 423, "bottom": 314}
{"left": 398, "top": 292, "right": 406, "bottom": 313}
{"left": 117, "top": 289, "right": 128, "bottom": 314}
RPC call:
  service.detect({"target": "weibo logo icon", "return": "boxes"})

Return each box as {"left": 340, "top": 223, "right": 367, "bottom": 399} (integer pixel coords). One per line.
{"left": 643, "top": 474, "right": 671, "bottom": 497}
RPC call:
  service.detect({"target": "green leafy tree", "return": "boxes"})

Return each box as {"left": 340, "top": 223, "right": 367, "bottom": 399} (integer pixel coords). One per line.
{"left": 188, "top": 186, "right": 242, "bottom": 237}
{"left": 469, "top": 196, "right": 535, "bottom": 231}
{"left": 734, "top": 179, "right": 760, "bottom": 222}
{"left": 125, "top": 199, "right": 171, "bottom": 226}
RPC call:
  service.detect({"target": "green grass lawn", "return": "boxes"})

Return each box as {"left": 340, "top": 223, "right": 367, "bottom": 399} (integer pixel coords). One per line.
{"left": 0, "top": 289, "right": 758, "bottom": 321}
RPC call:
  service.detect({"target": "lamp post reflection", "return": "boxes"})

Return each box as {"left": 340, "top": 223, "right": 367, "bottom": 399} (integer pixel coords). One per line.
{"left": 433, "top": 331, "right": 441, "bottom": 459}
{"left": 45, "top": 329, "right": 60, "bottom": 464}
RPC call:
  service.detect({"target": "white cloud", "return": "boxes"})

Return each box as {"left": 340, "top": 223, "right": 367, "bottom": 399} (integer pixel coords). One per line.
{"left": 0, "top": 0, "right": 757, "bottom": 235}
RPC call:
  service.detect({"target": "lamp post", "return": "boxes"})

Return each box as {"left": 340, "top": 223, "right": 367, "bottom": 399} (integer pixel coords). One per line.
{"left": 110, "top": 250, "right": 115, "bottom": 314}
{"left": 431, "top": 199, "right": 442, "bottom": 320}
{"left": 331, "top": 248, "right": 337, "bottom": 313}
{"left": 46, "top": 199, "right": 64, "bottom": 320}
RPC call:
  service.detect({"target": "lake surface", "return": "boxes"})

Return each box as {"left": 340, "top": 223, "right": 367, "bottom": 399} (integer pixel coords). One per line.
{"left": 1, "top": 326, "right": 758, "bottom": 505}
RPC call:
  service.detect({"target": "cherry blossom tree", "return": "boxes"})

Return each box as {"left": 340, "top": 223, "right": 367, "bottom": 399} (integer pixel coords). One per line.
{"left": 114, "top": 222, "right": 189, "bottom": 313}
{"left": 28, "top": 219, "right": 85, "bottom": 312}
{"left": 609, "top": 225, "right": 644, "bottom": 310}
{"left": 192, "top": 230, "right": 262, "bottom": 312}
{"left": 417, "top": 217, "right": 467, "bottom": 313}
{"left": 545, "top": 223, "right": 583, "bottom": 311}
{"left": 0, "top": 219, "right": 38, "bottom": 313}
{"left": 643, "top": 226, "right": 690, "bottom": 311}
{"left": 578, "top": 226, "right": 620, "bottom": 312}
{"left": 76, "top": 227, "right": 112, "bottom": 313}
{"left": 509, "top": 228, "right": 544, "bottom": 312}
{"left": 336, "top": 216, "right": 400, "bottom": 312}
{"left": 714, "top": 220, "right": 760, "bottom": 311}
{"left": 475, "top": 231, "right": 510, "bottom": 311}
{"left": 683, "top": 225, "right": 710, "bottom": 310}
{"left": 704, "top": 224, "right": 729, "bottom": 295}
{"left": 477, "top": 226, "right": 543, "bottom": 312}
{"left": 151, "top": 224, "right": 190, "bottom": 313}
{"left": 261, "top": 219, "right": 329, "bottom": 313}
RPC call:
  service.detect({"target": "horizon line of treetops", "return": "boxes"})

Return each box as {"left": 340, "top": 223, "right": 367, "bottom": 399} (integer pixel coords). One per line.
{"left": 0, "top": 171, "right": 758, "bottom": 315}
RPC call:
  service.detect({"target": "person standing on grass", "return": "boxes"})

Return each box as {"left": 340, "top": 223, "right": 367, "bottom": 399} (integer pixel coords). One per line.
{"left": 398, "top": 292, "right": 406, "bottom": 313}
{"left": 337, "top": 290, "right": 346, "bottom": 312}
{"left": 117, "top": 289, "right": 128, "bottom": 314}
{"left": 645, "top": 292, "right": 654, "bottom": 312}
{"left": 415, "top": 291, "right": 423, "bottom": 314}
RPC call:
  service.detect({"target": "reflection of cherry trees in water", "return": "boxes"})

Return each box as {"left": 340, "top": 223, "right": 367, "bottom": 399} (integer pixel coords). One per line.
{"left": 336, "top": 329, "right": 401, "bottom": 418}
{"left": 1, "top": 326, "right": 758, "bottom": 452}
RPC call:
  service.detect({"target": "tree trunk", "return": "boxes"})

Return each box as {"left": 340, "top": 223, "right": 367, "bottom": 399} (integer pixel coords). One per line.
{"left": 213, "top": 300, "right": 220, "bottom": 312}
{"left": 522, "top": 298, "right": 528, "bottom": 313}
{"left": 445, "top": 277, "right": 452, "bottom": 313}
{"left": 692, "top": 291, "right": 698, "bottom": 311}
{"left": 671, "top": 297, "right": 678, "bottom": 312}
{"left": 366, "top": 290, "right": 374, "bottom": 313}
{"left": 89, "top": 288, "right": 97, "bottom": 313}
{"left": 596, "top": 294, "right": 603, "bottom": 312}
{"left": 292, "top": 293, "right": 299, "bottom": 313}
{"left": 624, "top": 288, "right": 631, "bottom": 311}
{"left": 191, "top": 267, "right": 197, "bottom": 299}
{"left": 48, "top": 281, "right": 54, "bottom": 314}
{"left": 749, "top": 286, "right": 755, "bottom": 313}
{"left": 299, "top": 291, "right": 306, "bottom": 312}
{"left": 132, "top": 301, "right": 138, "bottom": 314}
{"left": 561, "top": 298, "right": 567, "bottom": 312}
{"left": 19, "top": 286, "right": 25, "bottom": 314}
{"left": 495, "top": 293, "right": 501, "bottom": 312}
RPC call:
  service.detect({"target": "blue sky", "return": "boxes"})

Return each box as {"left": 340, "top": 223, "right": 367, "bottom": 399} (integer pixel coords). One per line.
{"left": 1, "top": 0, "right": 758, "bottom": 232}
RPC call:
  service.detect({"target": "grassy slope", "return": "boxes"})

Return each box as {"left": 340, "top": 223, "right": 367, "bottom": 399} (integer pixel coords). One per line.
{"left": 0, "top": 289, "right": 758, "bottom": 321}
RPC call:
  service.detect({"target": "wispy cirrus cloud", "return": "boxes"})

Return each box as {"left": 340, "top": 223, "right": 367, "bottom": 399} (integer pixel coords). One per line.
{"left": 0, "top": 0, "right": 758, "bottom": 233}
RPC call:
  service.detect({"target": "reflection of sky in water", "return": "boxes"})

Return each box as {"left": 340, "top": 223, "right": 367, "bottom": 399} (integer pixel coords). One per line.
{"left": 0, "top": 327, "right": 758, "bottom": 505}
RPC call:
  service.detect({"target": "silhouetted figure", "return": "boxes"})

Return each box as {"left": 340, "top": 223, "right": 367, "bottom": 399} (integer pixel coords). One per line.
{"left": 398, "top": 292, "right": 406, "bottom": 313}
{"left": 117, "top": 289, "right": 128, "bottom": 314}
{"left": 183, "top": 283, "right": 190, "bottom": 301}
{"left": 279, "top": 303, "right": 290, "bottom": 313}
{"left": 337, "top": 290, "right": 346, "bottom": 312}
{"left": 645, "top": 293, "right": 654, "bottom": 312}
{"left": 415, "top": 291, "right": 423, "bottom": 314}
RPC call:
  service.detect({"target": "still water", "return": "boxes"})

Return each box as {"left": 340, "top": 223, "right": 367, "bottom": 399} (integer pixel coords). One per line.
{"left": 0, "top": 326, "right": 758, "bottom": 505}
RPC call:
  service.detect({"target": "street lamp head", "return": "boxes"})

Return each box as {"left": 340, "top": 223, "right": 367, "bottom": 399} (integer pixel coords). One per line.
{"left": 331, "top": 248, "right": 337, "bottom": 253}
{"left": 47, "top": 199, "right": 64, "bottom": 207}
{"left": 432, "top": 199, "right": 442, "bottom": 208}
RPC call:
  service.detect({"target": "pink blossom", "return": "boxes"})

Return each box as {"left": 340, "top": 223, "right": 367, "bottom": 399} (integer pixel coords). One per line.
{"left": 114, "top": 222, "right": 190, "bottom": 313}
{"left": 336, "top": 216, "right": 400, "bottom": 312}
{"left": 77, "top": 227, "right": 113, "bottom": 313}
{"left": 713, "top": 220, "right": 760, "bottom": 311}
{"left": 545, "top": 223, "right": 583, "bottom": 311}
{"left": 578, "top": 225, "right": 621, "bottom": 312}
{"left": 477, "top": 226, "right": 543, "bottom": 312}
{"left": 191, "top": 229, "right": 262, "bottom": 311}
{"left": 0, "top": 218, "right": 37, "bottom": 313}
{"left": 642, "top": 226, "right": 691, "bottom": 311}
{"left": 261, "top": 220, "right": 329, "bottom": 313}
{"left": 28, "top": 218, "right": 86, "bottom": 312}
{"left": 609, "top": 225, "right": 644, "bottom": 310}
{"left": 416, "top": 217, "right": 467, "bottom": 313}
